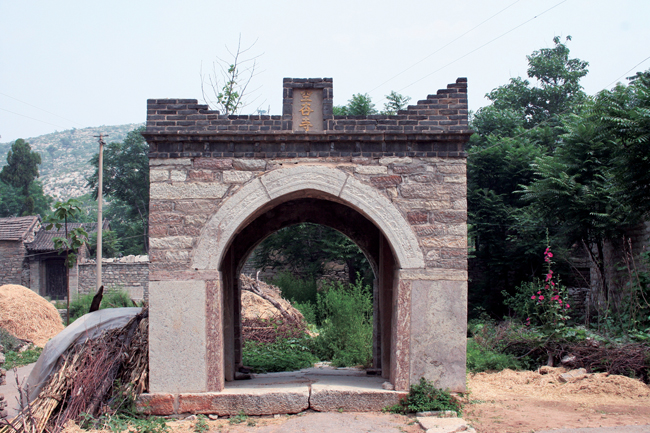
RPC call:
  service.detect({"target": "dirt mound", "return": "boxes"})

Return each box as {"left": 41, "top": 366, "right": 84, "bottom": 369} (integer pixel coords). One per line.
{"left": 469, "top": 367, "right": 650, "bottom": 402}
{"left": 0, "top": 284, "right": 64, "bottom": 347}
{"left": 240, "top": 274, "right": 304, "bottom": 322}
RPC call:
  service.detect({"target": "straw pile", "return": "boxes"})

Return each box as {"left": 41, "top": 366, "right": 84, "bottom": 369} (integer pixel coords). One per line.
{"left": 240, "top": 274, "right": 308, "bottom": 344}
{"left": 0, "top": 307, "right": 149, "bottom": 433}
{"left": 0, "top": 285, "right": 64, "bottom": 347}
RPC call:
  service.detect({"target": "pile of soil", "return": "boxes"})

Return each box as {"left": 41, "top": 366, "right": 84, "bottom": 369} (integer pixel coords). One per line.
{"left": 240, "top": 274, "right": 304, "bottom": 322}
{"left": 470, "top": 367, "right": 650, "bottom": 401}
{"left": 466, "top": 368, "right": 650, "bottom": 432}
{"left": 0, "top": 285, "right": 64, "bottom": 347}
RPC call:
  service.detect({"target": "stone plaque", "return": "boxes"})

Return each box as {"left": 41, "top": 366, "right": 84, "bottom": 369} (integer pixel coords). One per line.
{"left": 292, "top": 88, "right": 323, "bottom": 132}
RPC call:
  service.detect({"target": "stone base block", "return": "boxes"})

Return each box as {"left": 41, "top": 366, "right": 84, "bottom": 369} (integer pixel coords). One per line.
{"left": 179, "top": 389, "right": 310, "bottom": 415}
{"left": 310, "top": 384, "right": 407, "bottom": 412}
{"left": 136, "top": 393, "right": 176, "bottom": 415}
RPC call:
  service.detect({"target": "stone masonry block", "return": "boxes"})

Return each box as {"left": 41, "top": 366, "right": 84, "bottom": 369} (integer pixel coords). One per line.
{"left": 223, "top": 170, "right": 254, "bottom": 183}
{"left": 150, "top": 183, "right": 229, "bottom": 200}
{"left": 371, "top": 175, "right": 402, "bottom": 188}
{"left": 150, "top": 170, "right": 169, "bottom": 182}
{"left": 137, "top": 393, "right": 176, "bottom": 415}
{"left": 178, "top": 388, "right": 309, "bottom": 415}
{"left": 407, "top": 211, "right": 428, "bottom": 225}
{"left": 233, "top": 159, "right": 266, "bottom": 171}
{"left": 193, "top": 158, "right": 233, "bottom": 170}
{"left": 355, "top": 165, "right": 388, "bottom": 175}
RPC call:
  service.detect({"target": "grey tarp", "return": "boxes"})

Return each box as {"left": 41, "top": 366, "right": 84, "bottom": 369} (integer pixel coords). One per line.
{"left": 25, "top": 307, "right": 142, "bottom": 402}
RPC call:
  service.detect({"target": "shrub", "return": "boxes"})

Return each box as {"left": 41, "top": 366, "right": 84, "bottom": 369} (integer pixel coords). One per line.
{"left": 242, "top": 335, "right": 318, "bottom": 373}
{"left": 61, "top": 288, "right": 137, "bottom": 323}
{"left": 315, "top": 278, "right": 373, "bottom": 367}
{"left": 387, "top": 378, "right": 462, "bottom": 415}
{"left": 466, "top": 338, "right": 521, "bottom": 372}
{"left": 271, "top": 272, "right": 318, "bottom": 306}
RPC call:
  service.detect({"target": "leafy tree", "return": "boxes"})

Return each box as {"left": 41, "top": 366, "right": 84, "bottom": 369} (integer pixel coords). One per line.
{"left": 0, "top": 139, "right": 51, "bottom": 216}
{"left": 87, "top": 127, "right": 149, "bottom": 254}
{"left": 251, "top": 223, "right": 372, "bottom": 286}
{"left": 381, "top": 91, "right": 411, "bottom": 115}
{"left": 45, "top": 198, "right": 89, "bottom": 325}
{"left": 468, "top": 36, "right": 589, "bottom": 317}
{"left": 200, "top": 36, "right": 260, "bottom": 115}
{"left": 333, "top": 93, "right": 377, "bottom": 116}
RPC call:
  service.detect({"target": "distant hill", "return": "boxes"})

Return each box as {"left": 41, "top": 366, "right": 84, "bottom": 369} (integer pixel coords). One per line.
{"left": 0, "top": 124, "right": 144, "bottom": 200}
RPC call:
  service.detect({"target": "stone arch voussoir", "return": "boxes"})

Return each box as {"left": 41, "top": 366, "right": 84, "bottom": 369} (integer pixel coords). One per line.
{"left": 191, "top": 165, "right": 425, "bottom": 271}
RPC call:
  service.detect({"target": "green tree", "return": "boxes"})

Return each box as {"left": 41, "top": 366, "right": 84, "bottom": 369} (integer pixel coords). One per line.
{"left": 45, "top": 199, "right": 89, "bottom": 325}
{"left": 87, "top": 127, "right": 149, "bottom": 255}
{"left": 333, "top": 93, "right": 377, "bottom": 116}
{"left": 468, "top": 36, "right": 589, "bottom": 317}
{"left": 381, "top": 91, "right": 411, "bottom": 115}
{"left": 251, "top": 223, "right": 372, "bottom": 285}
{"left": 0, "top": 139, "right": 51, "bottom": 216}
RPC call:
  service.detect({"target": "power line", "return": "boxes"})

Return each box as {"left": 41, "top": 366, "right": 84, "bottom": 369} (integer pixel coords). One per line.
{"left": 367, "top": 0, "right": 523, "bottom": 95}
{"left": 603, "top": 55, "right": 650, "bottom": 89}
{"left": 0, "top": 92, "right": 85, "bottom": 127}
{"left": 397, "top": 0, "right": 569, "bottom": 93}
{"left": 0, "top": 107, "right": 68, "bottom": 129}
{"left": 470, "top": 52, "right": 650, "bottom": 156}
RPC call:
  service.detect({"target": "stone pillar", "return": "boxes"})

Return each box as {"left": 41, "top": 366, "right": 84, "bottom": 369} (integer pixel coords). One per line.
{"left": 149, "top": 280, "right": 208, "bottom": 393}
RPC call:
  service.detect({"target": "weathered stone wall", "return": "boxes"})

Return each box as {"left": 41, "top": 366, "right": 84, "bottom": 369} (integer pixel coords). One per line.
{"left": 144, "top": 78, "right": 471, "bottom": 397}
{"left": 78, "top": 257, "right": 149, "bottom": 301}
{"left": 0, "top": 240, "right": 29, "bottom": 287}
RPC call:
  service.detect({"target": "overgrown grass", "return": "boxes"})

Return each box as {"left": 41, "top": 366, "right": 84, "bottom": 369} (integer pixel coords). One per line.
{"left": 3, "top": 346, "right": 43, "bottom": 369}
{"left": 466, "top": 338, "right": 521, "bottom": 373}
{"left": 242, "top": 335, "right": 318, "bottom": 373}
{"left": 271, "top": 272, "right": 318, "bottom": 306}
{"left": 57, "top": 288, "right": 137, "bottom": 323}
{"left": 314, "top": 278, "right": 373, "bottom": 367}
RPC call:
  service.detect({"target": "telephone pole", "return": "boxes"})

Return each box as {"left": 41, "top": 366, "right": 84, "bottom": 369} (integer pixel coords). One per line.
{"left": 94, "top": 133, "right": 108, "bottom": 291}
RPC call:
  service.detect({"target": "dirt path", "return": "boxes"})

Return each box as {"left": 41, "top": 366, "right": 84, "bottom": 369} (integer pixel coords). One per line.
{"left": 464, "top": 368, "right": 650, "bottom": 433}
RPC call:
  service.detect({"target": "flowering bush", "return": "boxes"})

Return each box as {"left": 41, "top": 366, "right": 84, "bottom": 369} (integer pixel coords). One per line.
{"left": 503, "top": 246, "right": 571, "bottom": 335}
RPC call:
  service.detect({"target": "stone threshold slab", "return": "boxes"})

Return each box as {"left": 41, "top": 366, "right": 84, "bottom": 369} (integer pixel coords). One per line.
{"left": 137, "top": 385, "right": 405, "bottom": 416}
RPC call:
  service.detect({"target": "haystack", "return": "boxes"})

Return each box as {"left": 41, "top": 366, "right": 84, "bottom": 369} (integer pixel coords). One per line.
{"left": 240, "top": 274, "right": 304, "bottom": 322}
{"left": 0, "top": 285, "right": 64, "bottom": 347}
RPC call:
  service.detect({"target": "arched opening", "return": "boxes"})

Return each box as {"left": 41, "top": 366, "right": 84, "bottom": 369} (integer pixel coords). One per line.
{"left": 218, "top": 194, "right": 399, "bottom": 385}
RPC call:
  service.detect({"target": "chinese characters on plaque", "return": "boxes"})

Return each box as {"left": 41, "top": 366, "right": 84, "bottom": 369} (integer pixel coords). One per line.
{"left": 292, "top": 88, "right": 323, "bottom": 132}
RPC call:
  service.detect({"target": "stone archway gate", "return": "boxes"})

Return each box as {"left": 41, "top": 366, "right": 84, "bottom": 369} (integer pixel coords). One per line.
{"left": 141, "top": 78, "right": 471, "bottom": 414}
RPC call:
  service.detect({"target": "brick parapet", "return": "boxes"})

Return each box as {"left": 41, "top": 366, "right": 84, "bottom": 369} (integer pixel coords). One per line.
{"left": 143, "top": 78, "right": 471, "bottom": 158}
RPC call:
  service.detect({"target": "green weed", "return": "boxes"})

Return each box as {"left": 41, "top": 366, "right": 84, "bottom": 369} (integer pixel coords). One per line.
{"left": 229, "top": 411, "right": 248, "bottom": 425}
{"left": 242, "top": 335, "right": 318, "bottom": 373}
{"left": 3, "top": 346, "right": 43, "bottom": 369}
{"left": 193, "top": 415, "right": 209, "bottom": 433}
{"left": 386, "top": 378, "right": 462, "bottom": 415}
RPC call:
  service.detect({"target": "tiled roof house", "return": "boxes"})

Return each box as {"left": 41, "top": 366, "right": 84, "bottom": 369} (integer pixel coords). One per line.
{"left": 0, "top": 216, "right": 41, "bottom": 287}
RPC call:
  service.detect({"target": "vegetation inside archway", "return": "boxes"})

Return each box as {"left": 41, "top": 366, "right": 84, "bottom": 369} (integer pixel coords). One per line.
{"left": 241, "top": 223, "right": 375, "bottom": 373}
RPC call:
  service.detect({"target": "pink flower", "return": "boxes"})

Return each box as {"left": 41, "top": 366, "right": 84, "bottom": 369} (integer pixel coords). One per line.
{"left": 547, "top": 253, "right": 553, "bottom": 258}
{"left": 551, "top": 281, "right": 555, "bottom": 286}
{"left": 545, "top": 285, "right": 549, "bottom": 289}
{"left": 566, "top": 304, "right": 570, "bottom": 309}
{"left": 539, "top": 295, "right": 545, "bottom": 301}
{"left": 558, "top": 299, "right": 562, "bottom": 304}
{"left": 531, "top": 295, "right": 536, "bottom": 300}
{"left": 537, "top": 291, "right": 542, "bottom": 295}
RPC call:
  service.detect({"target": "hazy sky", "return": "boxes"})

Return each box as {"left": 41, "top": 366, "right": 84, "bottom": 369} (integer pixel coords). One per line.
{"left": 1, "top": 0, "right": 649, "bottom": 143}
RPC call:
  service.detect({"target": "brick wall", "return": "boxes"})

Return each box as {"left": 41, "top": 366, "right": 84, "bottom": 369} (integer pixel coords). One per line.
{"left": 78, "top": 258, "right": 149, "bottom": 301}
{"left": 0, "top": 240, "right": 29, "bottom": 287}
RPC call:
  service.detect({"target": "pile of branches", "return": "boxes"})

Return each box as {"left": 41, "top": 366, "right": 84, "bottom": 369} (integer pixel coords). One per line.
{"left": 242, "top": 314, "right": 309, "bottom": 344}
{"left": 0, "top": 307, "right": 149, "bottom": 433}
{"left": 474, "top": 321, "right": 650, "bottom": 383}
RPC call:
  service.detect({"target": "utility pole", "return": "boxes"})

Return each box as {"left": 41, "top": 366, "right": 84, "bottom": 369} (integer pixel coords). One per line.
{"left": 94, "top": 134, "right": 108, "bottom": 291}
